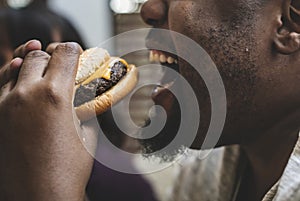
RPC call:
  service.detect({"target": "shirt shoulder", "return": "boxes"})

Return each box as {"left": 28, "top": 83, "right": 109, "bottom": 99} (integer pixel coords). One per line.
{"left": 168, "top": 145, "right": 243, "bottom": 201}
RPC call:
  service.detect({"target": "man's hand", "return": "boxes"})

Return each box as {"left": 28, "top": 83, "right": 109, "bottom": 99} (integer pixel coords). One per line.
{"left": 0, "top": 42, "right": 97, "bottom": 201}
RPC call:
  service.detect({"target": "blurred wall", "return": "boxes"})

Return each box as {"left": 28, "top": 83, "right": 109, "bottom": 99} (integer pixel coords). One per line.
{"left": 49, "top": 0, "right": 113, "bottom": 47}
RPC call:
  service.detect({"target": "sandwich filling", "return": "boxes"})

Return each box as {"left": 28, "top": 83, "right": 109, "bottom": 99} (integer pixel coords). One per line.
{"left": 74, "top": 61, "right": 127, "bottom": 107}
{"left": 75, "top": 48, "right": 110, "bottom": 84}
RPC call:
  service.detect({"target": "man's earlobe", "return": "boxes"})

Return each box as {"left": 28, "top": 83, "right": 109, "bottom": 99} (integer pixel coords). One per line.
{"left": 274, "top": 0, "right": 300, "bottom": 54}
{"left": 274, "top": 30, "right": 300, "bottom": 54}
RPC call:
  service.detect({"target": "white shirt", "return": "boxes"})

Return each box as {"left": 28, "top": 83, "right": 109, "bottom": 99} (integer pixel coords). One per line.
{"left": 168, "top": 135, "right": 300, "bottom": 201}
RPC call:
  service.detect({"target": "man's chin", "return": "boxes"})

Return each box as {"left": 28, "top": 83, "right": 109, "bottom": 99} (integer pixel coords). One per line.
{"left": 138, "top": 104, "right": 185, "bottom": 162}
{"left": 140, "top": 140, "right": 187, "bottom": 162}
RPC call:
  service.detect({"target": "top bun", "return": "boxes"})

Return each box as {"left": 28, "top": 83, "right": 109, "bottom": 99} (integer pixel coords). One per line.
{"left": 75, "top": 47, "right": 110, "bottom": 84}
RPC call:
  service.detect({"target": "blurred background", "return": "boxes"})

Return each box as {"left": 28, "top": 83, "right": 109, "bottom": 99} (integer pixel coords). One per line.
{"left": 0, "top": 0, "right": 147, "bottom": 47}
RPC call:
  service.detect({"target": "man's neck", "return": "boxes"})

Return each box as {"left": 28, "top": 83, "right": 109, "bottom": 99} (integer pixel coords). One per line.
{"left": 240, "top": 125, "right": 299, "bottom": 201}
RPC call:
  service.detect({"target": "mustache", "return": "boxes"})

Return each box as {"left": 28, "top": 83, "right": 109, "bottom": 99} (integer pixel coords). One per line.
{"left": 146, "top": 28, "right": 177, "bottom": 54}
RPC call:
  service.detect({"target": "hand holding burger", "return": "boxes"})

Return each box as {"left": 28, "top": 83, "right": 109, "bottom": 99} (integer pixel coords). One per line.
{"left": 0, "top": 42, "right": 137, "bottom": 200}
{"left": 0, "top": 42, "right": 98, "bottom": 201}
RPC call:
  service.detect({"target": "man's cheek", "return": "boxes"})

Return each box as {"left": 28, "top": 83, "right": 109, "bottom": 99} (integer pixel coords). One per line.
{"left": 168, "top": 2, "right": 197, "bottom": 32}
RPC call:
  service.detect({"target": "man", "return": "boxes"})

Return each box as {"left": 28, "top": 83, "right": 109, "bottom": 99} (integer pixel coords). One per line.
{"left": 140, "top": 0, "right": 300, "bottom": 200}
{"left": 1, "top": 0, "right": 300, "bottom": 200}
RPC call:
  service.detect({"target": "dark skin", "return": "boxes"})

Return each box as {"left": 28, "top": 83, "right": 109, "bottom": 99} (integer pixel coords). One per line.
{"left": 0, "top": 40, "right": 98, "bottom": 201}
{"left": 141, "top": 0, "right": 300, "bottom": 200}
{"left": 1, "top": 0, "right": 300, "bottom": 200}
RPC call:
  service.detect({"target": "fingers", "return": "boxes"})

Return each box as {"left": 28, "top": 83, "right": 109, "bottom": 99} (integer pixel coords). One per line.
{"left": 46, "top": 42, "right": 60, "bottom": 54}
{"left": 0, "top": 81, "right": 14, "bottom": 100}
{"left": 13, "top": 40, "right": 42, "bottom": 58}
{"left": 10, "top": 57, "right": 23, "bottom": 70}
{"left": 0, "top": 58, "right": 23, "bottom": 89}
{"left": 16, "top": 51, "right": 50, "bottom": 85}
{"left": 45, "top": 43, "right": 82, "bottom": 89}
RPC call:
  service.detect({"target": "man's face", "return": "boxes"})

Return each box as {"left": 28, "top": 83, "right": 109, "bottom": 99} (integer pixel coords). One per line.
{"left": 140, "top": 0, "right": 300, "bottom": 150}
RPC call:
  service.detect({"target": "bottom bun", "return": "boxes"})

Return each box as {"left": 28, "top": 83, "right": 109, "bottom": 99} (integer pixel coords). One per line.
{"left": 75, "top": 64, "right": 138, "bottom": 122}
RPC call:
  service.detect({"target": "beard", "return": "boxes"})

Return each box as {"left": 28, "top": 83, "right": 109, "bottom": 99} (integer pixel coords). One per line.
{"left": 200, "top": 24, "right": 259, "bottom": 145}
{"left": 138, "top": 93, "right": 188, "bottom": 162}
{"left": 139, "top": 22, "right": 260, "bottom": 158}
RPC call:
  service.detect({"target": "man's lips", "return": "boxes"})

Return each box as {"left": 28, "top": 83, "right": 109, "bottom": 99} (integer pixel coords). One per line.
{"left": 148, "top": 49, "right": 179, "bottom": 113}
{"left": 145, "top": 29, "right": 178, "bottom": 66}
{"left": 148, "top": 48, "right": 180, "bottom": 84}
{"left": 145, "top": 29, "right": 180, "bottom": 108}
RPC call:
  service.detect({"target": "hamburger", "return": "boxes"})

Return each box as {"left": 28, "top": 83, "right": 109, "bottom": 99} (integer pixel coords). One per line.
{"left": 73, "top": 47, "right": 138, "bottom": 122}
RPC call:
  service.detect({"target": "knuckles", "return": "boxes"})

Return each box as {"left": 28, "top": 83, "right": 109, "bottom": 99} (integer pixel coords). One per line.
{"left": 40, "top": 82, "right": 62, "bottom": 105}
{"left": 1, "top": 45, "right": 80, "bottom": 110}
{"left": 55, "top": 42, "right": 82, "bottom": 55}
{"left": 12, "top": 82, "right": 64, "bottom": 108}
{"left": 7, "top": 87, "right": 29, "bottom": 109}
{"left": 25, "top": 50, "right": 50, "bottom": 60}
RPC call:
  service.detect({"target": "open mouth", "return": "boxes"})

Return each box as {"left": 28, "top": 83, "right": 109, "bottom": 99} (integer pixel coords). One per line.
{"left": 149, "top": 50, "right": 178, "bottom": 65}
{"left": 145, "top": 29, "right": 180, "bottom": 85}
{"left": 148, "top": 49, "right": 179, "bottom": 75}
{"left": 145, "top": 28, "right": 179, "bottom": 71}
{"left": 148, "top": 49, "right": 180, "bottom": 96}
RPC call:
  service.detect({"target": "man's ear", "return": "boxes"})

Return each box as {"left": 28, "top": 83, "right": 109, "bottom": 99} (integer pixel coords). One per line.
{"left": 274, "top": 0, "right": 300, "bottom": 54}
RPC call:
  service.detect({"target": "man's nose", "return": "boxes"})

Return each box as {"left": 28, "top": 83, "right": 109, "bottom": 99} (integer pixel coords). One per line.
{"left": 140, "top": 0, "right": 167, "bottom": 27}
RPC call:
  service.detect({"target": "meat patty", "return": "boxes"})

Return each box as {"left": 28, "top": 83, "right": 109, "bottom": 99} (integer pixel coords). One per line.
{"left": 74, "top": 61, "right": 127, "bottom": 107}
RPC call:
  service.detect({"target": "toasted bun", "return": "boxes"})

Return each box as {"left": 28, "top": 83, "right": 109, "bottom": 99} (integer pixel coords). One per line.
{"left": 75, "top": 47, "right": 110, "bottom": 84}
{"left": 74, "top": 48, "right": 138, "bottom": 122}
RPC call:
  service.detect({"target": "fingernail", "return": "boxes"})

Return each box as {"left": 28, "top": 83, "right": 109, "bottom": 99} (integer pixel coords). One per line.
{"left": 25, "top": 40, "right": 41, "bottom": 49}
{"left": 10, "top": 57, "right": 23, "bottom": 70}
{"left": 25, "top": 40, "right": 34, "bottom": 47}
